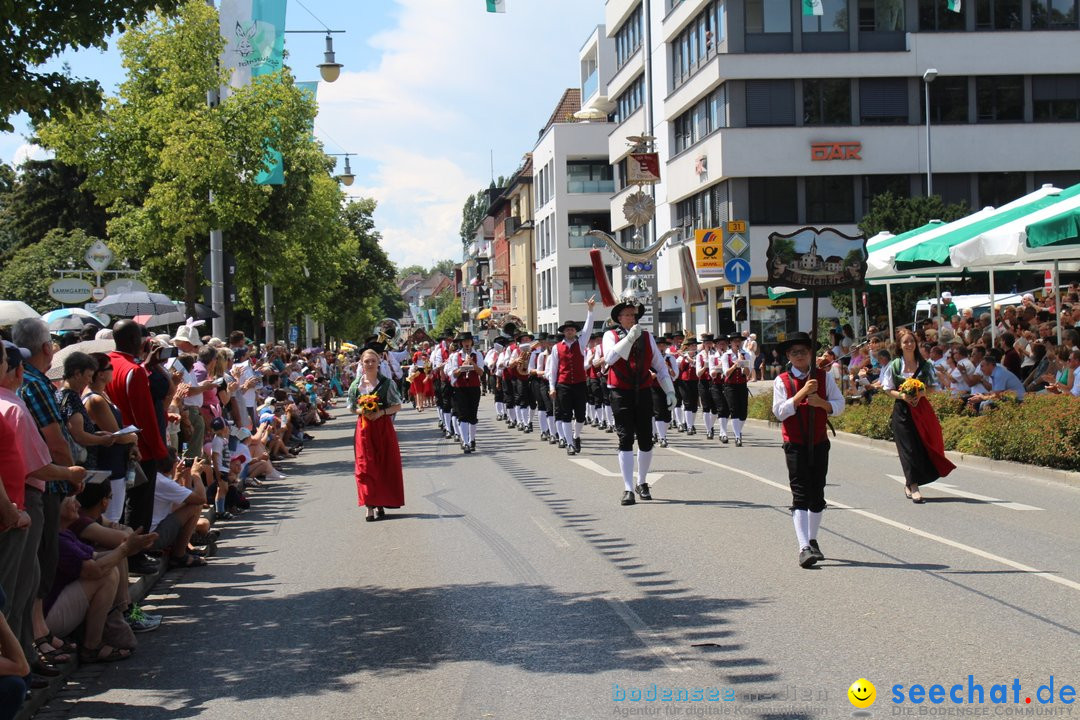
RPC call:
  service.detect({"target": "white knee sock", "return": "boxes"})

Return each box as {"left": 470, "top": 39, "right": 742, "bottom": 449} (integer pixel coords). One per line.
{"left": 685, "top": 411, "right": 695, "bottom": 429}
{"left": 574, "top": 421, "right": 583, "bottom": 439}
{"left": 808, "top": 511, "right": 823, "bottom": 541}
{"left": 732, "top": 419, "right": 744, "bottom": 437}
{"left": 793, "top": 509, "right": 810, "bottom": 549}
{"left": 605, "top": 406, "right": 614, "bottom": 424}
{"left": 704, "top": 412, "right": 714, "bottom": 432}
{"left": 674, "top": 406, "right": 684, "bottom": 425}
{"left": 586, "top": 404, "right": 594, "bottom": 421}
{"left": 538, "top": 410, "right": 547, "bottom": 431}
{"left": 547, "top": 415, "right": 556, "bottom": 436}
{"left": 618, "top": 450, "right": 635, "bottom": 492}
{"left": 452, "top": 416, "right": 461, "bottom": 436}
{"left": 718, "top": 416, "right": 729, "bottom": 436}
{"left": 636, "top": 449, "right": 652, "bottom": 486}
{"left": 656, "top": 420, "right": 667, "bottom": 440}
{"left": 556, "top": 420, "right": 568, "bottom": 443}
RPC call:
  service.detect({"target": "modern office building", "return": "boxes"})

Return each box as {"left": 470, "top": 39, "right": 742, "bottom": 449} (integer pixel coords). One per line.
{"left": 532, "top": 85, "right": 617, "bottom": 335}
{"left": 603, "top": 0, "right": 1080, "bottom": 344}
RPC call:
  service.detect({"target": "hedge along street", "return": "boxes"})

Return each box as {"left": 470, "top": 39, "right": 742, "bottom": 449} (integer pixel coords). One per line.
{"left": 747, "top": 392, "right": 1080, "bottom": 474}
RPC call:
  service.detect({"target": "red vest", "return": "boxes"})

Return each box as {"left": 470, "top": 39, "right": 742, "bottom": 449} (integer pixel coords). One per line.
{"left": 586, "top": 347, "right": 598, "bottom": 379}
{"left": 455, "top": 351, "right": 482, "bottom": 388}
{"left": 606, "top": 329, "right": 655, "bottom": 390}
{"left": 725, "top": 350, "right": 749, "bottom": 385}
{"left": 555, "top": 340, "right": 586, "bottom": 385}
{"left": 678, "top": 356, "right": 694, "bottom": 382}
{"left": 504, "top": 343, "right": 521, "bottom": 379}
{"left": 778, "top": 369, "right": 829, "bottom": 445}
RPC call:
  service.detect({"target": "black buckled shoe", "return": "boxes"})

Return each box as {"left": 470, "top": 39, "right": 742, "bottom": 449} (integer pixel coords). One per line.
{"left": 566, "top": 445, "right": 577, "bottom": 456}
{"left": 799, "top": 546, "right": 819, "bottom": 568}
{"left": 687, "top": 426, "right": 696, "bottom": 436}
{"left": 719, "top": 434, "right": 729, "bottom": 444}
{"left": 808, "top": 539, "right": 824, "bottom": 561}
{"left": 620, "top": 491, "right": 636, "bottom": 506}
{"left": 659, "top": 438, "right": 668, "bottom": 448}
{"left": 706, "top": 429, "right": 714, "bottom": 440}
{"left": 734, "top": 436, "right": 742, "bottom": 447}
{"left": 557, "top": 438, "right": 566, "bottom": 448}
{"left": 635, "top": 482, "right": 652, "bottom": 500}
{"left": 573, "top": 437, "right": 581, "bottom": 452}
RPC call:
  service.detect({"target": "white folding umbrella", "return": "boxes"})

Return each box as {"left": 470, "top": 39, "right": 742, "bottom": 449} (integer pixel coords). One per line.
{"left": 0, "top": 301, "right": 41, "bottom": 326}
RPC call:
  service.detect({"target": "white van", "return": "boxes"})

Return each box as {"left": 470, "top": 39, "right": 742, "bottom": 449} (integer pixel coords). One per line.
{"left": 913, "top": 292, "right": 1024, "bottom": 326}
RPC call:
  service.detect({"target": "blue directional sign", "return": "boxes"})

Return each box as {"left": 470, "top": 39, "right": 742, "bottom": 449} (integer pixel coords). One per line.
{"left": 724, "top": 257, "right": 751, "bottom": 285}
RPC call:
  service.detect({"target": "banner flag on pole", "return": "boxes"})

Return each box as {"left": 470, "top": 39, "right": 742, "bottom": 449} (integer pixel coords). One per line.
{"left": 486, "top": 0, "right": 506, "bottom": 13}
{"left": 296, "top": 81, "right": 319, "bottom": 138}
{"left": 946, "top": 0, "right": 961, "bottom": 10}
{"left": 802, "top": 0, "right": 824, "bottom": 15}
{"left": 219, "top": 0, "right": 289, "bottom": 185}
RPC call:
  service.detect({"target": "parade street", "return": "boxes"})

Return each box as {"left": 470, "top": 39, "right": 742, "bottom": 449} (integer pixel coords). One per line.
{"left": 41, "top": 404, "right": 1080, "bottom": 720}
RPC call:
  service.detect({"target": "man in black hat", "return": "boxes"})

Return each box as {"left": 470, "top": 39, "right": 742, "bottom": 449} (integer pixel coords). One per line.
{"left": 584, "top": 333, "right": 603, "bottom": 428}
{"left": 603, "top": 300, "right": 675, "bottom": 506}
{"left": 509, "top": 331, "right": 535, "bottom": 432}
{"left": 429, "top": 333, "right": 451, "bottom": 435}
{"left": 547, "top": 297, "right": 595, "bottom": 454}
{"left": 677, "top": 336, "right": 698, "bottom": 433}
{"left": 771, "top": 332, "right": 844, "bottom": 568}
{"left": 529, "top": 333, "right": 557, "bottom": 443}
{"left": 651, "top": 337, "right": 674, "bottom": 448}
{"left": 720, "top": 333, "right": 753, "bottom": 446}
{"left": 445, "top": 332, "right": 485, "bottom": 453}
{"left": 708, "top": 334, "right": 732, "bottom": 442}
{"left": 485, "top": 337, "right": 508, "bottom": 420}
{"left": 696, "top": 334, "right": 716, "bottom": 438}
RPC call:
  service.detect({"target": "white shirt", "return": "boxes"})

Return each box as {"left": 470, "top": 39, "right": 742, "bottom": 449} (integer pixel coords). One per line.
{"left": 444, "top": 348, "right": 485, "bottom": 386}
{"left": 233, "top": 360, "right": 257, "bottom": 409}
{"left": 720, "top": 348, "right": 753, "bottom": 376}
{"left": 181, "top": 368, "right": 203, "bottom": 407}
{"left": 771, "top": 365, "right": 845, "bottom": 422}
{"left": 151, "top": 472, "right": 193, "bottom": 531}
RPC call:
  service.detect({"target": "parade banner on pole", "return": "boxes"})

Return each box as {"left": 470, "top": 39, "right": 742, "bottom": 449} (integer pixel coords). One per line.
{"left": 802, "top": 0, "right": 823, "bottom": 16}
{"left": 219, "top": 0, "right": 289, "bottom": 185}
{"left": 486, "top": 0, "right": 507, "bottom": 13}
{"left": 296, "top": 81, "right": 318, "bottom": 137}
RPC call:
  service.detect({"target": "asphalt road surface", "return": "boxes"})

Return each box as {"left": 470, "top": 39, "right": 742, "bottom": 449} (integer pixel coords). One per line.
{"left": 39, "top": 399, "right": 1080, "bottom": 720}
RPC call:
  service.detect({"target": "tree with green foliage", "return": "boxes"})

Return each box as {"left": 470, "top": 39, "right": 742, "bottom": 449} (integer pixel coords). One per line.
{"left": 0, "top": 229, "right": 102, "bottom": 312}
{"left": 830, "top": 192, "right": 970, "bottom": 329}
{"left": 458, "top": 177, "right": 507, "bottom": 244}
{"left": 433, "top": 298, "right": 462, "bottom": 338}
{"left": 1, "top": 0, "right": 185, "bottom": 132}
{"left": 0, "top": 159, "right": 107, "bottom": 257}
{"left": 36, "top": 1, "right": 317, "bottom": 310}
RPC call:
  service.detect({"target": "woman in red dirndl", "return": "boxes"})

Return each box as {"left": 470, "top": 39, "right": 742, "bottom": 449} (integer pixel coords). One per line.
{"left": 350, "top": 349, "right": 405, "bottom": 521}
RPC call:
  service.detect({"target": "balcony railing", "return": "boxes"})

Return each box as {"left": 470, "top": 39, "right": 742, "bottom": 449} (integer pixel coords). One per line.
{"left": 567, "top": 179, "right": 615, "bottom": 194}
{"left": 582, "top": 70, "right": 599, "bottom": 101}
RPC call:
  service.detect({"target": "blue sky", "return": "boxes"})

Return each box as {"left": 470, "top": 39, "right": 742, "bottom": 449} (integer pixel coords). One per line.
{"left": 0, "top": 0, "right": 604, "bottom": 268}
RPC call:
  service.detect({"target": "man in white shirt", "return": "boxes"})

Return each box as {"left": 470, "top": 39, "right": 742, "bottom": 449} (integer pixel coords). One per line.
{"left": 150, "top": 454, "right": 208, "bottom": 569}
{"left": 231, "top": 347, "right": 259, "bottom": 428}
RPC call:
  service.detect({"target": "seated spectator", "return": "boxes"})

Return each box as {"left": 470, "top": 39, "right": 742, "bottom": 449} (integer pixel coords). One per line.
{"left": 72, "top": 483, "right": 161, "bottom": 633}
{"left": 150, "top": 453, "right": 209, "bottom": 568}
{"left": 1046, "top": 349, "right": 1080, "bottom": 397}
{"left": 0, "top": 592, "right": 30, "bottom": 720}
{"left": 45, "top": 497, "right": 157, "bottom": 664}
{"left": 231, "top": 426, "right": 285, "bottom": 483}
{"left": 968, "top": 352, "right": 1026, "bottom": 413}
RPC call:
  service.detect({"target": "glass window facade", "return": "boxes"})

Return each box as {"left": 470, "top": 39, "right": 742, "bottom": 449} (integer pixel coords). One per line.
{"left": 860, "top": 78, "right": 909, "bottom": 124}
{"left": 858, "top": 0, "right": 906, "bottom": 31}
{"left": 614, "top": 74, "right": 645, "bottom": 125}
{"left": 746, "top": 80, "right": 796, "bottom": 126}
{"left": 805, "top": 176, "right": 856, "bottom": 223}
{"left": 746, "top": 0, "right": 792, "bottom": 32}
{"left": 749, "top": 178, "right": 798, "bottom": 224}
{"left": 976, "top": 75, "right": 1024, "bottom": 122}
{"left": 803, "top": 0, "right": 849, "bottom": 31}
{"left": 615, "top": 5, "right": 643, "bottom": 69}
{"left": 919, "top": 0, "right": 967, "bottom": 30}
{"left": 671, "top": 1, "right": 726, "bottom": 89}
{"left": 568, "top": 214, "right": 611, "bottom": 248}
{"left": 1033, "top": 0, "right": 1079, "bottom": 27}
{"left": 1033, "top": 74, "right": 1080, "bottom": 120}
{"left": 976, "top": 0, "right": 1023, "bottom": 28}
{"left": 566, "top": 161, "right": 615, "bottom": 194}
{"left": 923, "top": 76, "right": 970, "bottom": 123}
{"left": 673, "top": 85, "right": 727, "bottom": 154}
{"left": 803, "top": 79, "right": 852, "bottom": 125}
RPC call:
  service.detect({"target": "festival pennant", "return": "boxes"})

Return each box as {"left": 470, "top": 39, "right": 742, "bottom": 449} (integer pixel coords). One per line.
{"left": 486, "top": 0, "right": 507, "bottom": 13}
{"left": 803, "top": 0, "right": 824, "bottom": 16}
{"left": 946, "top": 0, "right": 961, "bottom": 11}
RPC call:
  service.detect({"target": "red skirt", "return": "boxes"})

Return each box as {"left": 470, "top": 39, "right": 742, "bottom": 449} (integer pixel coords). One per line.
{"left": 354, "top": 414, "right": 405, "bottom": 508}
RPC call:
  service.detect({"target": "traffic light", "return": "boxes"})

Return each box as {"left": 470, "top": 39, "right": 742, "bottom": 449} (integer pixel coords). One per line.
{"left": 733, "top": 296, "right": 748, "bottom": 322}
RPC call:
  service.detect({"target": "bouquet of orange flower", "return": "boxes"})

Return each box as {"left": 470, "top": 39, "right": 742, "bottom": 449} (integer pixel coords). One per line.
{"left": 898, "top": 377, "right": 926, "bottom": 399}
{"left": 356, "top": 392, "right": 381, "bottom": 427}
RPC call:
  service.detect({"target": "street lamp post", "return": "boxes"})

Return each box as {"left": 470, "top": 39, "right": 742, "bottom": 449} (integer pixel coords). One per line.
{"left": 923, "top": 68, "right": 938, "bottom": 197}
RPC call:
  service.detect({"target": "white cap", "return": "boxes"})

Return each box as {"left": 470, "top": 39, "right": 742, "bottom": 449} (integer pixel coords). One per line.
{"left": 941, "top": 291, "right": 952, "bottom": 300}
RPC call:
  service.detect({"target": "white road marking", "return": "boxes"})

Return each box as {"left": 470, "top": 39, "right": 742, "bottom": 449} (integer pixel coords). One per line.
{"left": 530, "top": 515, "right": 570, "bottom": 547}
{"left": 886, "top": 474, "right": 1043, "bottom": 511}
{"left": 605, "top": 597, "right": 690, "bottom": 673}
{"left": 569, "top": 458, "right": 664, "bottom": 484}
{"left": 667, "top": 447, "right": 1080, "bottom": 594}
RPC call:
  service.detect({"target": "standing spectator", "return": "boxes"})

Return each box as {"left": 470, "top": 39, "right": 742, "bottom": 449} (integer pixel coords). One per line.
{"left": 232, "top": 347, "right": 258, "bottom": 428}
{"left": 939, "top": 292, "right": 958, "bottom": 322}
{"left": 82, "top": 353, "right": 138, "bottom": 524}
{"left": 0, "top": 341, "right": 85, "bottom": 680}
{"left": 57, "top": 352, "right": 117, "bottom": 478}
{"left": 106, "top": 320, "right": 168, "bottom": 574}
{"left": 11, "top": 318, "right": 87, "bottom": 670}
{"left": 0, "top": 597, "right": 30, "bottom": 720}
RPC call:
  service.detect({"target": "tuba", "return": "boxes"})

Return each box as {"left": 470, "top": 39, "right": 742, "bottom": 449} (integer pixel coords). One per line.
{"left": 373, "top": 318, "right": 402, "bottom": 350}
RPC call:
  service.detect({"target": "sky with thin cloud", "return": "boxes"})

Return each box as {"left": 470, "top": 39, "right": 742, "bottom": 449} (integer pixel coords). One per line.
{"left": 0, "top": 0, "right": 603, "bottom": 268}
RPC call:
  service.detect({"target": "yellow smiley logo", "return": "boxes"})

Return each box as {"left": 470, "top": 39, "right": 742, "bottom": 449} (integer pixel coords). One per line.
{"left": 848, "top": 678, "right": 876, "bottom": 709}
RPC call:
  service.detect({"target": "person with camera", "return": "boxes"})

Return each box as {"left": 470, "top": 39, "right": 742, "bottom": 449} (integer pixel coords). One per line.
{"left": 602, "top": 300, "right": 676, "bottom": 506}
{"left": 149, "top": 452, "right": 208, "bottom": 568}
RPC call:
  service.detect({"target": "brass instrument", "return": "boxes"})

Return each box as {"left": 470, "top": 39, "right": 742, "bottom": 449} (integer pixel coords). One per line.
{"left": 372, "top": 318, "right": 402, "bottom": 350}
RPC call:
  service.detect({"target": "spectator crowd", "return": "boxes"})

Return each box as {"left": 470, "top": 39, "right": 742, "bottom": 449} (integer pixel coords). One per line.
{"left": 0, "top": 314, "right": 351, "bottom": 718}
{"left": 822, "top": 283, "right": 1080, "bottom": 411}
